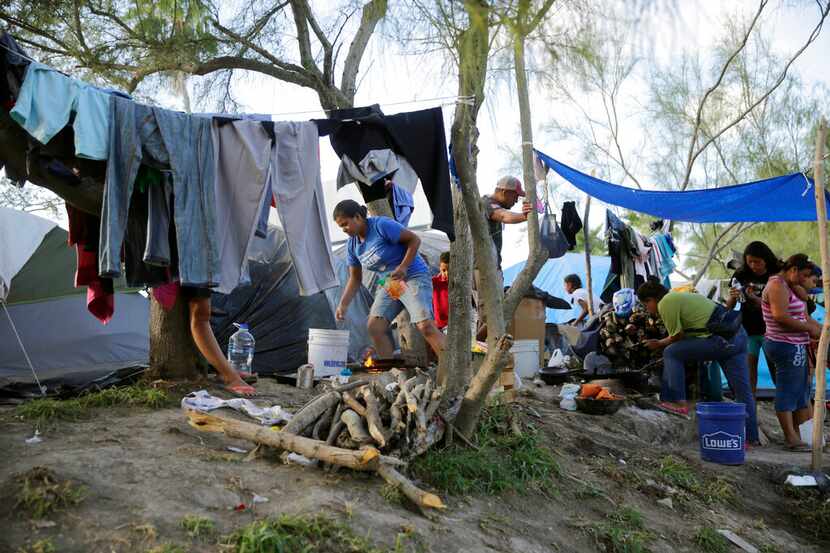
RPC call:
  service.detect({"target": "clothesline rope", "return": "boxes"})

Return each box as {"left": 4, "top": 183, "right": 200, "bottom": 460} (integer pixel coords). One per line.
{"left": 267, "top": 95, "right": 476, "bottom": 118}
{"left": 1, "top": 299, "right": 46, "bottom": 396}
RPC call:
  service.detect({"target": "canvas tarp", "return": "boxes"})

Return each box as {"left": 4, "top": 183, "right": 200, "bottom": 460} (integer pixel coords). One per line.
{"left": 535, "top": 149, "right": 830, "bottom": 223}
{"left": 0, "top": 206, "right": 55, "bottom": 300}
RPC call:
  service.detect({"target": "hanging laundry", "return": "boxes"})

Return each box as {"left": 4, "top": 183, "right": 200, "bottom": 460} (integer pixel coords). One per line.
{"left": 560, "top": 201, "right": 582, "bottom": 250}
{"left": 10, "top": 62, "right": 114, "bottom": 160}
{"left": 316, "top": 105, "right": 454, "bottom": 240}
{"left": 270, "top": 121, "right": 338, "bottom": 296}
{"left": 211, "top": 118, "right": 272, "bottom": 294}
{"left": 66, "top": 204, "right": 114, "bottom": 324}
{"left": 102, "top": 96, "right": 218, "bottom": 287}
{"left": 337, "top": 148, "right": 419, "bottom": 193}
{"left": 391, "top": 184, "right": 415, "bottom": 227}
{"left": 0, "top": 32, "right": 29, "bottom": 112}
{"left": 651, "top": 233, "right": 677, "bottom": 289}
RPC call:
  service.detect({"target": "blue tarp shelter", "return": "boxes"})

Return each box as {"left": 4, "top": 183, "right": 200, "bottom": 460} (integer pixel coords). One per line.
{"left": 503, "top": 252, "right": 611, "bottom": 323}
{"left": 534, "top": 149, "right": 830, "bottom": 222}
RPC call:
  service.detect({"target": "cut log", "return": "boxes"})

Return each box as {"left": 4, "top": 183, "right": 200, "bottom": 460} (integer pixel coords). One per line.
{"left": 325, "top": 403, "right": 345, "bottom": 444}
{"left": 282, "top": 392, "right": 340, "bottom": 436}
{"left": 331, "top": 379, "right": 371, "bottom": 393}
{"left": 342, "top": 391, "right": 367, "bottom": 417}
{"left": 362, "top": 387, "right": 391, "bottom": 447}
{"left": 326, "top": 421, "right": 346, "bottom": 446}
{"left": 377, "top": 463, "right": 445, "bottom": 510}
{"left": 312, "top": 402, "right": 338, "bottom": 440}
{"left": 186, "top": 410, "right": 379, "bottom": 471}
{"left": 341, "top": 409, "right": 373, "bottom": 444}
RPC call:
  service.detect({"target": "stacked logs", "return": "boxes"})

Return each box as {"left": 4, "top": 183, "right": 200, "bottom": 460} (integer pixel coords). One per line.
{"left": 285, "top": 368, "right": 445, "bottom": 459}
{"left": 184, "top": 368, "right": 446, "bottom": 512}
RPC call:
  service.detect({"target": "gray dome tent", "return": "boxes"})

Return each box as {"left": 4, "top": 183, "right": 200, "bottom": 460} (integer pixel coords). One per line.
{"left": 0, "top": 207, "right": 149, "bottom": 398}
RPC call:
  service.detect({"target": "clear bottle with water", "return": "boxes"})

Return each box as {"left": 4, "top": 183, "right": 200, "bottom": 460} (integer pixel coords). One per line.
{"left": 227, "top": 323, "right": 255, "bottom": 375}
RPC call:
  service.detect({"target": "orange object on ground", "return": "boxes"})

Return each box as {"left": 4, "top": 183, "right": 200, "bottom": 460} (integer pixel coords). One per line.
{"left": 580, "top": 384, "right": 602, "bottom": 398}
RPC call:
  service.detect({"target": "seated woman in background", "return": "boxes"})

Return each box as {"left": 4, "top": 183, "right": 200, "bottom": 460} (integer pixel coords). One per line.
{"left": 564, "top": 273, "right": 601, "bottom": 327}
{"left": 761, "top": 254, "right": 821, "bottom": 451}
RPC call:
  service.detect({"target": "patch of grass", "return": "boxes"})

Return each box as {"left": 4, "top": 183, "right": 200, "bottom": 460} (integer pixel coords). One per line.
{"left": 780, "top": 486, "right": 830, "bottom": 542}
{"left": 759, "top": 545, "right": 779, "bottom": 553}
{"left": 180, "top": 515, "right": 216, "bottom": 540}
{"left": 656, "top": 456, "right": 735, "bottom": 506}
{"left": 411, "top": 404, "right": 559, "bottom": 495}
{"left": 16, "top": 539, "right": 56, "bottom": 553}
{"left": 380, "top": 483, "right": 404, "bottom": 505}
{"left": 14, "top": 466, "right": 85, "bottom": 519}
{"left": 587, "top": 507, "right": 653, "bottom": 553}
{"left": 693, "top": 527, "right": 728, "bottom": 553}
{"left": 16, "top": 383, "right": 172, "bottom": 422}
{"left": 223, "top": 513, "right": 407, "bottom": 553}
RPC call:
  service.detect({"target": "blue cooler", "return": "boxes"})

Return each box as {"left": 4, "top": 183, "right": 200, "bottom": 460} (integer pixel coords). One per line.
{"left": 696, "top": 402, "right": 746, "bottom": 465}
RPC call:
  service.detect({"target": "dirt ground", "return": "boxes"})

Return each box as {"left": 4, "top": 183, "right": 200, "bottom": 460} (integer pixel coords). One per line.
{"left": 1, "top": 377, "right": 829, "bottom": 553}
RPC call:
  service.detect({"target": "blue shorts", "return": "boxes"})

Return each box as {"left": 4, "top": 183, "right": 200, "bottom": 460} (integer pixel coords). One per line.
{"left": 763, "top": 339, "right": 809, "bottom": 412}
{"left": 369, "top": 272, "right": 434, "bottom": 324}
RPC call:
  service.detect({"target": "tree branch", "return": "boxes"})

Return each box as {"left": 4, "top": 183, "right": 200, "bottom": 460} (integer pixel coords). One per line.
{"left": 341, "top": 0, "right": 388, "bottom": 105}
{"left": 679, "top": 0, "right": 768, "bottom": 191}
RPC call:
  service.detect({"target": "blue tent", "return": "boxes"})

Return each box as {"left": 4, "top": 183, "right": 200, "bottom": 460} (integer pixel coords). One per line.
{"left": 503, "top": 252, "right": 611, "bottom": 323}
{"left": 534, "top": 149, "right": 829, "bottom": 223}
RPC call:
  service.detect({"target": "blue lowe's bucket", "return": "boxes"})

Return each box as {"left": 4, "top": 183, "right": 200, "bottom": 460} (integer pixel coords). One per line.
{"left": 696, "top": 402, "right": 746, "bottom": 465}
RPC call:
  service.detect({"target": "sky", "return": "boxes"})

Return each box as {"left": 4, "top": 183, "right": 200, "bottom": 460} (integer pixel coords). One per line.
{"left": 7, "top": 1, "right": 830, "bottom": 272}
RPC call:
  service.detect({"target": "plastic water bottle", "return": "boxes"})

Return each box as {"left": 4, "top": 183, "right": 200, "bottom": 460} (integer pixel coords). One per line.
{"left": 377, "top": 276, "right": 407, "bottom": 300}
{"left": 227, "top": 323, "right": 255, "bottom": 375}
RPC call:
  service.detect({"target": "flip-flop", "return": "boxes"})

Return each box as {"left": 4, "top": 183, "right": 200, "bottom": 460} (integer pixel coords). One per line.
{"left": 785, "top": 443, "right": 811, "bottom": 452}
{"left": 238, "top": 372, "right": 258, "bottom": 384}
{"left": 655, "top": 402, "right": 691, "bottom": 420}
{"left": 225, "top": 383, "right": 257, "bottom": 397}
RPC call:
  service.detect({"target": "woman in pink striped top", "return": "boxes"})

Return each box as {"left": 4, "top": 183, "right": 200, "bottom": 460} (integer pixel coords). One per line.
{"left": 761, "top": 254, "right": 821, "bottom": 451}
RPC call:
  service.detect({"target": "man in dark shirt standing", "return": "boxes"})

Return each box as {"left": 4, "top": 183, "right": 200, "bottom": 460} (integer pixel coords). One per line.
{"left": 475, "top": 176, "right": 532, "bottom": 338}
{"left": 481, "top": 176, "right": 532, "bottom": 269}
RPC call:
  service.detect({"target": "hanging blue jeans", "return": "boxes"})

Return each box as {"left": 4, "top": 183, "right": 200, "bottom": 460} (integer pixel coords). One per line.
{"left": 100, "top": 96, "right": 218, "bottom": 286}
{"left": 661, "top": 328, "right": 758, "bottom": 443}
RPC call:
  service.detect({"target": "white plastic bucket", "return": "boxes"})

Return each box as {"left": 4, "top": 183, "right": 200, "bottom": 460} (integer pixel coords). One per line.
{"left": 511, "top": 339, "right": 540, "bottom": 378}
{"left": 308, "top": 329, "right": 350, "bottom": 377}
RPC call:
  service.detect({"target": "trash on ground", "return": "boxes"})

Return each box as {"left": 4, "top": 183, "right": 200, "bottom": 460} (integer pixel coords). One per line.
{"left": 25, "top": 430, "right": 43, "bottom": 444}
{"left": 181, "top": 390, "right": 292, "bottom": 425}
{"left": 785, "top": 474, "right": 818, "bottom": 487}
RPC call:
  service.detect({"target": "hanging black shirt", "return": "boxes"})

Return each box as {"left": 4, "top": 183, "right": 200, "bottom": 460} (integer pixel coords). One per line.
{"left": 315, "top": 105, "right": 454, "bottom": 240}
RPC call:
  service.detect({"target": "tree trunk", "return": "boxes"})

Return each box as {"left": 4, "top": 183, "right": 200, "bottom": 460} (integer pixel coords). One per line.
{"left": 501, "top": 30, "right": 548, "bottom": 323}
{"left": 148, "top": 294, "right": 205, "bottom": 380}
{"left": 583, "top": 196, "right": 594, "bottom": 315}
{"left": 438, "top": 186, "right": 473, "bottom": 396}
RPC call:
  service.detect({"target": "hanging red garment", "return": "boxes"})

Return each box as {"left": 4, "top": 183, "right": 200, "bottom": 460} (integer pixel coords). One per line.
{"left": 66, "top": 204, "right": 115, "bottom": 324}
{"left": 432, "top": 274, "right": 449, "bottom": 329}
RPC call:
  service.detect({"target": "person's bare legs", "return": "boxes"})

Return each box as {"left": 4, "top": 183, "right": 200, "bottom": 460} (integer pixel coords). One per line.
{"left": 368, "top": 317, "right": 395, "bottom": 357}
{"left": 188, "top": 297, "right": 254, "bottom": 396}
{"left": 776, "top": 410, "right": 806, "bottom": 448}
{"left": 416, "top": 319, "right": 447, "bottom": 357}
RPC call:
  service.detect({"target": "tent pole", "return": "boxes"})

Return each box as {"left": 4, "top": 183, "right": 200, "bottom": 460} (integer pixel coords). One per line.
{"left": 583, "top": 196, "right": 594, "bottom": 316}
{"left": 1, "top": 299, "right": 46, "bottom": 396}
{"left": 811, "top": 118, "right": 828, "bottom": 471}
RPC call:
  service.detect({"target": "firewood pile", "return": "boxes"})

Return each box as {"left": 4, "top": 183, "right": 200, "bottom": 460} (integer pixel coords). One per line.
{"left": 184, "top": 368, "right": 447, "bottom": 512}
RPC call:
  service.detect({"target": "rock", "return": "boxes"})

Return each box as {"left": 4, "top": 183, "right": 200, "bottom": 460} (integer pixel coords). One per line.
{"left": 656, "top": 497, "right": 673, "bottom": 510}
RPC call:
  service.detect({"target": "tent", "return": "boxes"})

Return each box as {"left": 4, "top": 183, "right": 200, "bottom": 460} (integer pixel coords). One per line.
{"left": 535, "top": 149, "right": 830, "bottom": 222}
{"left": 0, "top": 207, "right": 149, "bottom": 398}
{"left": 503, "top": 252, "right": 612, "bottom": 323}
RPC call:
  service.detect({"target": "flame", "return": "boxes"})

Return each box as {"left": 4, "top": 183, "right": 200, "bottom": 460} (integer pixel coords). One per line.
{"left": 365, "top": 355, "right": 374, "bottom": 368}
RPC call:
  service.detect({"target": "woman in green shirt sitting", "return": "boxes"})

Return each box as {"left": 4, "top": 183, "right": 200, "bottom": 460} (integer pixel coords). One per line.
{"left": 638, "top": 281, "right": 759, "bottom": 444}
